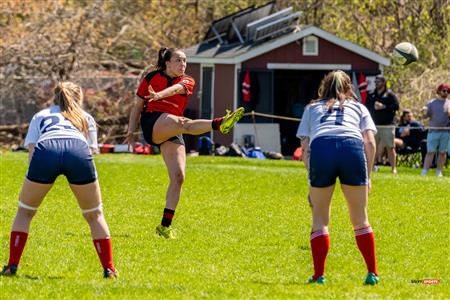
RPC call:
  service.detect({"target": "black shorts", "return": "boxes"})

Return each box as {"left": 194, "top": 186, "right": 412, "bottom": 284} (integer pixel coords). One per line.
{"left": 140, "top": 111, "right": 185, "bottom": 147}
{"left": 27, "top": 138, "right": 97, "bottom": 185}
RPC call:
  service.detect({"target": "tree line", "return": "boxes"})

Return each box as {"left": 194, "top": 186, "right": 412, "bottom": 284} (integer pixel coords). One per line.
{"left": 0, "top": 0, "right": 448, "bottom": 128}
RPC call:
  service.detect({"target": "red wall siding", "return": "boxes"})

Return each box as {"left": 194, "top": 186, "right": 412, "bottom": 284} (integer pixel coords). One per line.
{"left": 242, "top": 37, "right": 379, "bottom": 70}
{"left": 186, "top": 63, "right": 201, "bottom": 118}
{"left": 213, "top": 64, "right": 234, "bottom": 145}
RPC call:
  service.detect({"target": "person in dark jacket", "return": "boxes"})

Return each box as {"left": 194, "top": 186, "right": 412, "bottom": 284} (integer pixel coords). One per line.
{"left": 394, "top": 109, "right": 426, "bottom": 151}
{"left": 366, "top": 75, "right": 399, "bottom": 173}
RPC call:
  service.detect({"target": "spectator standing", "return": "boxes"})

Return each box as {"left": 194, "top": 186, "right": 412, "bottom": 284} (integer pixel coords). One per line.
{"left": 366, "top": 75, "right": 399, "bottom": 173}
{"left": 421, "top": 84, "right": 450, "bottom": 177}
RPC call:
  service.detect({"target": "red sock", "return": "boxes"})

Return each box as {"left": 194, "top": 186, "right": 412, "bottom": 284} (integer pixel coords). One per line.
{"left": 8, "top": 231, "right": 28, "bottom": 266}
{"left": 211, "top": 118, "right": 223, "bottom": 130}
{"left": 355, "top": 226, "right": 377, "bottom": 275}
{"left": 93, "top": 238, "right": 115, "bottom": 271}
{"left": 310, "top": 229, "right": 329, "bottom": 279}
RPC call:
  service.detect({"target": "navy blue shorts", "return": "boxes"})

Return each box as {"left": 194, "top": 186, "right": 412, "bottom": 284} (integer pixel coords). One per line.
{"left": 309, "top": 136, "right": 368, "bottom": 187}
{"left": 141, "top": 111, "right": 185, "bottom": 147}
{"left": 27, "top": 138, "right": 97, "bottom": 185}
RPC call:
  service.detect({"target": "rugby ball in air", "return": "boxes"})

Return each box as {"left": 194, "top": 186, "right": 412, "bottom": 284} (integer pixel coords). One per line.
{"left": 392, "top": 42, "right": 418, "bottom": 65}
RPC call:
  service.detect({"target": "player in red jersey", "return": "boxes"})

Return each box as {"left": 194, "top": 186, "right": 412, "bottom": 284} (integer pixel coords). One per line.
{"left": 125, "top": 48, "right": 244, "bottom": 239}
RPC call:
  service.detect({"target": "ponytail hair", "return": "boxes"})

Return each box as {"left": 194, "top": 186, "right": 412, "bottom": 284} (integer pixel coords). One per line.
{"left": 315, "top": 70, "right": 355, "bottom": 110}
{"left": 156, "top": 47, "right": 180, "bottom": 71}
{"left": 54, "top": 82, "right": 89, "bottom": 133}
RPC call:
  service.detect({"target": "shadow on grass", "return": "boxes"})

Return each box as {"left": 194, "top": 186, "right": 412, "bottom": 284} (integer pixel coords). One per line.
{"left": 248, "top": 279, "right": 303, "bottom": 286}
{"left": 64, "top": 232, "right": 133, "bottom": 238}
{"left": 0, "top": 274, "right": 64, "bottom": 280}
{"left": 23, "top": 274, "right": 65, "bottom": 280}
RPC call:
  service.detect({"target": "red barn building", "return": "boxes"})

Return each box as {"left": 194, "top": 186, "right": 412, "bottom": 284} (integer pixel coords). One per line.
{"left": 184, "top": 2, "right": 390, "bottom": 155}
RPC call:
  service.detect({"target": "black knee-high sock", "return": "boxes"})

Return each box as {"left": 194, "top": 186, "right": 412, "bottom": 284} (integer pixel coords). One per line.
{"left": 161, "top": 208, "right": 175, "bottom": 227}
{"left": 211, "top": 118, "right": 223, "bottom": 130}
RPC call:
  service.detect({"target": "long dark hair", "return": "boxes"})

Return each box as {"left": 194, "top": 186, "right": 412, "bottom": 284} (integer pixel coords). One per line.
{"left": 156, "top": 47, "right": 180, "bottom": 71}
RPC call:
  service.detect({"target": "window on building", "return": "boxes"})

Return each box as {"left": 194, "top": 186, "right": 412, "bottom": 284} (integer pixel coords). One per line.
{"left": 303, "top": 35, "right": 318, "bottom": 56}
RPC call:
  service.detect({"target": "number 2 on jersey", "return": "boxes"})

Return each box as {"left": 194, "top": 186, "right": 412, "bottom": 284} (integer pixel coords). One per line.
{"left": 40, "top": 116, "right": 76, "bottom": 133}
{"left": 320, "top": 108, "right": 344, "bottom": 125}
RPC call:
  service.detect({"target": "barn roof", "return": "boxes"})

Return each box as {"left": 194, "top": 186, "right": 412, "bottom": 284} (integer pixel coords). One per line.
{"left": 185, "top": 25, "right": 390, "bottom": 66}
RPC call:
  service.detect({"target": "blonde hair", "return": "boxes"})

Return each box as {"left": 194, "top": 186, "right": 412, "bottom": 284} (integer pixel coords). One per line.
{"left": 315, "top": 70, "right": 356, "bottom": 110}
{"left": 54, "top": 82, "right": 88, "bottom": 133}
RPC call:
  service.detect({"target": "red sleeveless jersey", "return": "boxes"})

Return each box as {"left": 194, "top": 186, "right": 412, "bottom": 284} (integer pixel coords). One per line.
{"left": 136, "top": 70, "right": 195, "bottom": 116}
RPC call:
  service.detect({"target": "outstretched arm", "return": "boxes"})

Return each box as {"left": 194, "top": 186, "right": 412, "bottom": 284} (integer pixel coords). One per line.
{"left": 146, "top": 84, "right": 185, "bottom": 101}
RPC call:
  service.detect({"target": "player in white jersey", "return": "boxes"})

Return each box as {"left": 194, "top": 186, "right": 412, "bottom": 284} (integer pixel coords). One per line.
{"left": 296, "top": 71, "right": 378, "bottom": 285}
{"left": 0, "top": 82, "right": 117, "bottom": 279}
{"left": 25, "top": 106, "right": 97, "bottom": 151}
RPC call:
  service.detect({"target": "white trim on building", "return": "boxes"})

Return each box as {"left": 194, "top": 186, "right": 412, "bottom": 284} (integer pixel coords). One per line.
{"left": 267, "top": 63, "right": 352, "bottom": 70}
{"left": 234, "top": 63, "right": 241, "bottom": 110}
{"left": 187, "top": 26, "right": 390, "bottom": 66}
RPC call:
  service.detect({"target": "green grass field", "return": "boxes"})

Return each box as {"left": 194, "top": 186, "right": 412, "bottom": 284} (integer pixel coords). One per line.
{"left": 0, "top": 152, "right": 448, "bottom": 299}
